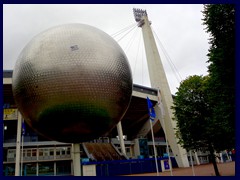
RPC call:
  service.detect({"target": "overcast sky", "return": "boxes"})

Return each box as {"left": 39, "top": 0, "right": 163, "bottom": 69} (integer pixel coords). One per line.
{"left": 3, "top": 4, "right": 210, "bottom": 94}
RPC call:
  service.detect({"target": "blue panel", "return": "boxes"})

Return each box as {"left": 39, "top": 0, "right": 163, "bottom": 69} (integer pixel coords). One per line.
{"left": 170, "top": 157, "right": 178, "bottom": 168}
{"left": 92, "top": 157, "right": 178, "bottom": 176}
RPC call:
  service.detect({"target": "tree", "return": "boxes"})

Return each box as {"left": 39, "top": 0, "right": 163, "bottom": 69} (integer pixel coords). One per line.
{"left": 173, "top": 75, "right": 209, "bottom": 149}
{"left": 172, "top": 75, "right": 221, "bottom": 176}
{"left": 202, "top": 4, "right": 235, "bottom": 151}
{"left": 172, "top": 4, "right": 235, "bottom": 176}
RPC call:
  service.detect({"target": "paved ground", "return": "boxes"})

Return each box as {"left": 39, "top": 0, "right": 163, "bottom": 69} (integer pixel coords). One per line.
{"left": 124, "top": 161, "right": 235, "bottom": 176}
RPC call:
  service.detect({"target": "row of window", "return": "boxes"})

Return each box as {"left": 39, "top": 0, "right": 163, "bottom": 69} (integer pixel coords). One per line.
{"left": 3, "top": 161, "right": 72, "bottom": 176}
{"left": 7, "top": 146, "right": 71, "bottom": 162}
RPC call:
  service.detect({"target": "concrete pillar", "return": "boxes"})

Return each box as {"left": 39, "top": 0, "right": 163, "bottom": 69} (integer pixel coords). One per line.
{"left": 194, "top": 151, "right": 200, "bottom": 165}
{"left": 15, "top": 111, "right": 22, "bottom": 176}
{"left": 133, "top": 139, "right": 140, "bottom": 158}
{"left": 36, "top": 162, "right": 39, "bottom": 176}
{"left": 117, "top": 122, "right": 126, "bottom": 156}
{"left": 72, "top": 143, "right": 81, "bottom": 176}
{"left": 140, "top": 15, "right": 189, "bottom": 167}
{"left": 54, "top": 162, "right": 56, "bottom": 176}
{"left": 189, "top": 150, "right": 195, "bottom": 176}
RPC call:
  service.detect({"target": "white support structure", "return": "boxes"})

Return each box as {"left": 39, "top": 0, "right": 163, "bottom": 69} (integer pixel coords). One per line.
{"left": 137, "top": 115, "right": 159, "bottom": 138}
{"left": 21, "top": 132, "right": 24, "bottom": 176}
{"left": 72, "top": 143, "right": 81, "bottom": 176}
{"left": 116, "top": 122, "right": 126, "bottom": 156}
{"left": 134, "top": 9, "right": 189, "bottom": 167}
{"left": 194, "top": 151, "right": 200, "bottom": 165}
{"left": 15, "top": 111, "right": 22, "bottom": 176}
{"left": 189, "top": 150, "right": 195, "bottom": 176}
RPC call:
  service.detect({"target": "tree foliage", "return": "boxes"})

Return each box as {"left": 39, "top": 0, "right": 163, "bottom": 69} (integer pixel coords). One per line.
{"left": 172, "top": 4, "right": 235, "bottom": 176}
{"left": 202, "top": 4, "right": 235, "bottom": 151}
{"left": 173, "top": 75, "right": 221, "bottom": 176}
{"left": 173, "top": 4, "right": 235, "bottom": 152}
{"left": 173, "top": 75, "right": 210, "bottom": 151}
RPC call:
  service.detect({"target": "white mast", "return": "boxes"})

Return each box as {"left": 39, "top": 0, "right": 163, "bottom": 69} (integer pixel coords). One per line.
{"left": 157, "top": 88, "right": 173, "bottom": 175}
{"left": 133, "top": 8, "right": 189, "bottom": 168}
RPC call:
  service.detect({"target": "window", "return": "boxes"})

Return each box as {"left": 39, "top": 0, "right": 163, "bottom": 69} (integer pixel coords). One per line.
{"left": 61, "top": 148, "right": 66, "bottom": 155}
{"left": 39, "top": 149, "right": 44, "bottom": 157}
{"left": 7, "top": 149, "right": 16, "bottom": 159}
{"left": 27, "top": 149, "right": 31, "bottom": 157}
{"left": 56, "top": 149, "right": 61, "bottom": 156}
{"left": 43, "top": 149, "right": 49, "bottom": 156}
{"left": 56, "top": 146, "right": 71, "bottom": 158}
{"left": 25, "top": 163, "right": 37, "bottom": 176}
{"left": 50, "top": 149, "right": 54, "bottom": 156}
{"left": 32, "top": 149, "right": 37, "bottom": 157}
{"left": 3, "top": 164, "right": 15, "bottom": 176}
{"left": 38, "top": 162, "right": 54, "bottom": 176}
{"left": 66, "top": 147, "right": 71, "bottom": 155}
{"left": 7, "top": 149, "right": 16, "bottom": 162}
{"left": 56, "top": 161, "right": 71, "bottom": 175}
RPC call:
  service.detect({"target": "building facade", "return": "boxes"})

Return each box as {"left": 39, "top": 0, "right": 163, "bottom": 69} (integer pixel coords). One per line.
{"left": 3, "top": 70, "right": 210, "bottom": 176}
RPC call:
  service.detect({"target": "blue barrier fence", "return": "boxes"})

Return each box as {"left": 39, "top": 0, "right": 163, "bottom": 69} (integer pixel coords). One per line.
{"left": 82, "top": 157, "right": 178, "bottom": 176}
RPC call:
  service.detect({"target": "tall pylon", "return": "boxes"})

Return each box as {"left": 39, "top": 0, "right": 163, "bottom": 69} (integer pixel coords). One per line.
{"left": 133, "top": 8, "right": 189, "bottom": 168}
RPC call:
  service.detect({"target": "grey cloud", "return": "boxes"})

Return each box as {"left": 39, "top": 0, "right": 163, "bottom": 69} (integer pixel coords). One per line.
{"left": 3, "top": 4, "right": 210, "bottom": 94}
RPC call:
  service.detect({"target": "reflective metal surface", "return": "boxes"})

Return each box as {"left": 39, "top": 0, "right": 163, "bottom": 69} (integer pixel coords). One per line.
{"left": 12, "top": 24, "right": 133, "bottom": 143}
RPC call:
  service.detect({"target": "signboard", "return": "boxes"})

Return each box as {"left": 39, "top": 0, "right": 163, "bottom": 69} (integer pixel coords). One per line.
{"left": 163, "top": 159, "right": 170, "bottom": 170}
{"left": 3, "top": 109, "right": 18, "bottom": 120}
{"left": 161, "top": 159, "right": 171, "bottom": 172}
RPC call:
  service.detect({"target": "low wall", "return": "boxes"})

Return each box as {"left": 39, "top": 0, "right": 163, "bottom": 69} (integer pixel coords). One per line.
{"left": 82, "top": 157, "right": 178, "bottom": 176}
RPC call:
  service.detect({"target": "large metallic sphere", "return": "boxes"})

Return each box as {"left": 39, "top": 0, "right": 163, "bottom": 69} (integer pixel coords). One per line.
{"left": 12, "top": 23, "right": 132, "bottom": 143}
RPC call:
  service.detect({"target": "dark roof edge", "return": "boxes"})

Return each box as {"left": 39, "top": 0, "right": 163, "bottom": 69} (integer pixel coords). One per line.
{"left": 3, "top": 70, "right": 161, "bottom": 96}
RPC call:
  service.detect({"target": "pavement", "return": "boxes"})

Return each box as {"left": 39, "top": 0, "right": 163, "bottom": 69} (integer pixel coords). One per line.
{"left": 124, "top": 161, "right": 235, "bottom": 176}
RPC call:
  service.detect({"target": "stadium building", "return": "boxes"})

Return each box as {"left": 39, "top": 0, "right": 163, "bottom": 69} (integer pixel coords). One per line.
{"left": 3, "top": 9, "right": 213, "bottom": 176}
{"left": 3, "top": 70, "right": 211, "bottom": 176}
